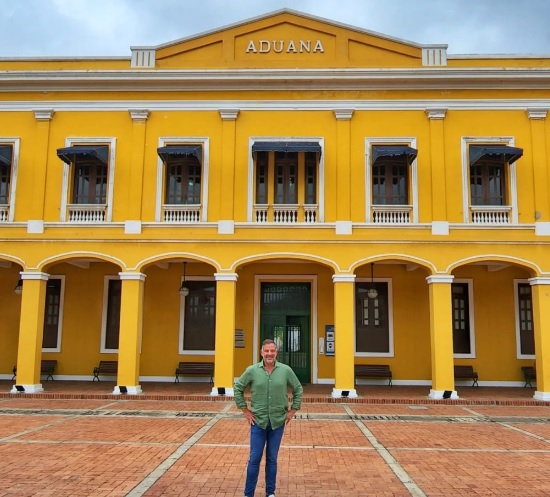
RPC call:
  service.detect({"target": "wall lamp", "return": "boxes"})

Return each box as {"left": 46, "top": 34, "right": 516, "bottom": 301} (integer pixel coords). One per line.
{"left": 179, "top": 262, "right": 190, "bottom": 297}
{"left": 14, "top": 279, "right": 23, "bottom": 296}
{"left": 367, "top": 263, "right": 378, "bottom": 299}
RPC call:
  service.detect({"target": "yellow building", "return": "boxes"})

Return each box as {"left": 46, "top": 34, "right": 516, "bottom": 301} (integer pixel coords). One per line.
{"left": 1, "top": 9, "right": 549, "bottom": 400}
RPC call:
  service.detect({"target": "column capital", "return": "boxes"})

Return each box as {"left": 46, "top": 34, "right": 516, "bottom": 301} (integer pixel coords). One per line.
{"left": 214, "top": 272, "right": 238, "bottom": 282}
{"left": 425, "top": 108, "right": 447, "bottom": 120}
{"left": 332, "top": 274, "right": 356, "bottom": 283}
{"left": 219, "top": 109, "right": 240, "bottom": 121}
{"left": 529, "top": 277, "right": 550, "bottom": 286}
{"left": 20, "top": 271, "right": 49, "bottom": 281}
{"left": 129, "top": 109, "right": 150, "bottom": 122}
{"left": 333, "top": 109, "right": 354, "bottom": 121}
{"left": 33, "top": 109, "right": 54, "bottom": 121}
{"left": 526, "top": 108, "right": 548, "bottom": 120}
{"left": 118, "top": 272, "right": 146, "bottom": 281}
{"left": 426, "top": 274, "right": 454, "bottom": 284}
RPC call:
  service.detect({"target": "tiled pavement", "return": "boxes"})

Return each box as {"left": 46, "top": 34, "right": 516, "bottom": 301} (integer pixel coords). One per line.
{"left": 0, "top": 381, "right": 549, "bottom": 496}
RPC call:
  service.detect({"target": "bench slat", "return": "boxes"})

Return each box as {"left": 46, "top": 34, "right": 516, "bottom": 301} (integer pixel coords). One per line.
{"left": 354, "top": 364, "right": 392, "bottom": 386}
{"left": 12, "top": 360, "right": 57, "bottom": 381}
{"left": 175, "top": 362, "right": 214, "bottom": 383}
{"left": 93, "top": 361, "right": 118, "bottom": 381}
{"left": 453, "top": 365, "right": 479, "bottom": 387}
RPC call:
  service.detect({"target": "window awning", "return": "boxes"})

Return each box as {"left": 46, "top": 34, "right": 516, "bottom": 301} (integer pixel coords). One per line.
{"left": 469, "top": 145, "right": 523, "bottom": 166}
{"left": 372, "top": 145, "right": 418, "bottom": 165}
{"left": 157, "top": 145, "right": 202, "bottom": 162}
{"left": 251, "top": 141, "right": 322, "bottom": 156}
{"left": 0, "top": 145, "right": 12, "bottom": 166}
{"left": 56, "top": 146, "right": 109, "bottom": 165}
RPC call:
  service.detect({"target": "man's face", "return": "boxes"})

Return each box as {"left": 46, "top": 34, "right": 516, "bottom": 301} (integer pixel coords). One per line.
{"left": 261, "top": 343, "right": 278, "bottom": 365}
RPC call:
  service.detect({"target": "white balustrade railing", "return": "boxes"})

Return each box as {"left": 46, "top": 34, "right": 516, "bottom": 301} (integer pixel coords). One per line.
{"left": 253, "top": 204, "right": 318, "bottom": 224}
{"left": 372, "top": 205, "right": 412, "bottom": 224}
{"left": 0, "top": 205, "right": 9, "bottom": 222}
{"left": 163, "top": 204, "right": 201, "bottom": 223}
{"left": 470, "top": 206, "right": 511, "bottom": 224}
{"left": 67, "top": 204, "right": 106, "bottom": 223}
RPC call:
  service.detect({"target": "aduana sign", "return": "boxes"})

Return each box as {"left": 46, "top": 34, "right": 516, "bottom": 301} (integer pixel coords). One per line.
{"left": 245, "top": 39, "right": 325, "bottom": 54}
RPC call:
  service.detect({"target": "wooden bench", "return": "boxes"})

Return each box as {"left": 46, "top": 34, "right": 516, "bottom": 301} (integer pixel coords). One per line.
{"left": 522, "top": 366, "right": 536, "bottom": 387}
{"left": 454, "top": 365, "right": 479, "bottom": 387}
{"left": 175, "top": 362, "right": 214, "bottom": 383}
{"left": 354, "top": 364, "right": 392, "bottom": 386}
{"left": 93, "top": 360, "right": 118, "bottom": 381}
{"left": 12, "top": 360, "right": 57, "bottom": 381}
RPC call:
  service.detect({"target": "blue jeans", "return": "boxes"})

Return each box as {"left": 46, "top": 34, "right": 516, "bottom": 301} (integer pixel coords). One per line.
{"left": 244, "top": 422, "right": 285, "bottom": 496}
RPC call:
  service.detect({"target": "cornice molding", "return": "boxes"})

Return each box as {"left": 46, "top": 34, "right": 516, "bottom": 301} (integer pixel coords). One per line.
{"left": 3, "top": 68, "right": 550, "bottom": 93}
{"left": 7, "top": 100, "right": 550, "bottom": 113}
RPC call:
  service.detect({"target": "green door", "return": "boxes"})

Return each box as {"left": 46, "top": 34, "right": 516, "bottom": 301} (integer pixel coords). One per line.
{"left": 260, "top": 282, "right": 311, "bottom": 383}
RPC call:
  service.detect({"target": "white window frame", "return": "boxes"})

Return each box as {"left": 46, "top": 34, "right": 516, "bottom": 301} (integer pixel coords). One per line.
{"left": 156, "top": 137, "right": 209, "bottom": 222}
{"left": 365, "top": 137, "right": 418, "bottom": 223}
{"left": 452, "top": 278, "right": 476, "bottom": 359}
{"left": 0, "top": 138, "right": 20, "bottom": 222}
{"left": 100, "top": 275, "right": 120, "bottom": 353}
{"left": 247, "top": 137, "right": 325, "bottom": 223}
{"left": 514, "top": 278, "right": 535, "bottom": 359}
{"left": 354, "top": 277, "right": 394, "bottom": 358}
{"left": 461, "top": 136, "right": 519, "bottom": 224}
{"left": 179, "top": 275, "right": 216, "bottom": 355}
{"left": 60, "top": 137, "right": 116, "bottom": 222}
{"left": 41, "top": 275, "right": 65, "bottom": 353}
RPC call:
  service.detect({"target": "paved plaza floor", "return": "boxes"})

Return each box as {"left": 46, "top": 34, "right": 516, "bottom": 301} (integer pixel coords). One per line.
{"left": 0, "top": 381, "right": 549, "bottom": 496}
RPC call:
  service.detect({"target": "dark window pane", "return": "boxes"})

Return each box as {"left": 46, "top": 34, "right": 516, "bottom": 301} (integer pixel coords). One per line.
{"left": 0, "top": 145, "right": 13, "bottom": 204}
{"left": 255, "top": 151, "right": 268, "bottom": 204}
{"left": 164, "top": 151, "right": 202, "bottom": 204}
{"left": 72, "top": 158, "right": 108, "bottom": 205}
{"left": 518, "top": 283, "right": 535, "bottom": 355}
{"left": 105, "top": 279, "right": 121, "bottom": 350}
{"left": 183, "top": 281, "right": 216, "bottom": 351}
{"left": 470, "top": 156, "right": 505, "bottom": 206}
{"left": 355, "top": 282, "right": 389, "bottom": 353}
{"left": 452, "top": 283, "right": 471, "bottom": 354}
{"left": 305, "top": 152, "right": 317, "bottom": 204}
{"left": 42, "top": 279, "right": 62, "bottom": 349}
{"left": 372, "top": 155, "right": 408, "bottom": 205}
{"left": 274, "top": 152, "right": 298, "bottom": 204}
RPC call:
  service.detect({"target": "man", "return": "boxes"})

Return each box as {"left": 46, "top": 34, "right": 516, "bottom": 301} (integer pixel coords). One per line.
{"left": 234, "top": 338, "right": 303, "bottom": 497}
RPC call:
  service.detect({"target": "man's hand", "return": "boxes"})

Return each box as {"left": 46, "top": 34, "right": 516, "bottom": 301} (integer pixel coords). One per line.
{"left": 286, "top": 409, "right": 297, "bottom": 424}
{"left": 242, "top": 407, "right": 255, "bottom": 425}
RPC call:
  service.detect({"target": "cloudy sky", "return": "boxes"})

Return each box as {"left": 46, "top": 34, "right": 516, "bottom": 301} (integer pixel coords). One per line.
{"left": 2, "top": 0, "right": 550, "bottom": 58}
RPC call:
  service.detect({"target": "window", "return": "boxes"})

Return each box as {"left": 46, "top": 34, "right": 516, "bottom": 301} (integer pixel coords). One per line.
{"left": 366, "top": 139, "right": 418, "bottom": 224}
{"left": 355, "top": 281, "right": 392, "bottom": 355}
{"left": 58, "top": 139, "right": 115, "bottom": 223}
{"left": 516, "top": 281, "right": 535, "bottom": 357}
{"left": 250, "top": 140, "right": 322, "bottom": 223}
{"left": 180, "top": 280, "right": 216, "bottom": 353}
{"left": 463, "top": 140, "right": 523, "bottom": 224}
{"left": 0, "top": 140, "right": 19, "bottom": 222}
{"left": 42, "top": 277, "right": 64, "bottom": 352}
{"left": 452, "top": 282, "right": 475, "bottom": 356}
{"left": 156, "top": 139, "right": 209, "bottom": 223}
{"left": 101, "top": 277, "right": 121, "bottom": 352}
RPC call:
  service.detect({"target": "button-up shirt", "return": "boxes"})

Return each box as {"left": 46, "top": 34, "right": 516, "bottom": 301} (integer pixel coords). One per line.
{"left": 234, "top": 360, "right": 303, "bottom": 430}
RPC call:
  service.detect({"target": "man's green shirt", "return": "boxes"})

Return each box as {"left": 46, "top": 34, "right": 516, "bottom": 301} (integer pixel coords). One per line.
{"left": 234, "top": 360, "right": 303, "bottom": 430}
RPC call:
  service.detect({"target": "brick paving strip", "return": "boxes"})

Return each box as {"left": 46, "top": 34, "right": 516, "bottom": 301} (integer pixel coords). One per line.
{"left": 343, "top": 404, "right": 428, "bottom": 497}
{"left": 125, "top": 403, "right": 233, "bottom": 497}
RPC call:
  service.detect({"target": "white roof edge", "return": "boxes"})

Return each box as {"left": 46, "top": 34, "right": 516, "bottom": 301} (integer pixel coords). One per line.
{"left": 0, "top": 56, "right": 130, "bottom": 62}
{"left": 130, "top": 8, "right": 441, "bottom": 52}
{"left": 449, "top": 53, "right": 550, "bottom": 59}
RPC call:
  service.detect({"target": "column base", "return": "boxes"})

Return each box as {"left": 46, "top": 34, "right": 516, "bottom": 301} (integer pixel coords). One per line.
{"left": 113, "top": 385, "right": 142, "bottom": 395}
{"left": 331, "top": 388, "right": 358, "bottom": 398}
{"left": 10, "top": 384, "right": 44, "bottom": 394}
{"left": 428, "top": 388, "right": 459, "bottom": 400}
{"left": 211, "top": 386, "right": 234, "bottom": 397}
{"left": 534, "top": 391, "right": 550, "bottom": 401}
